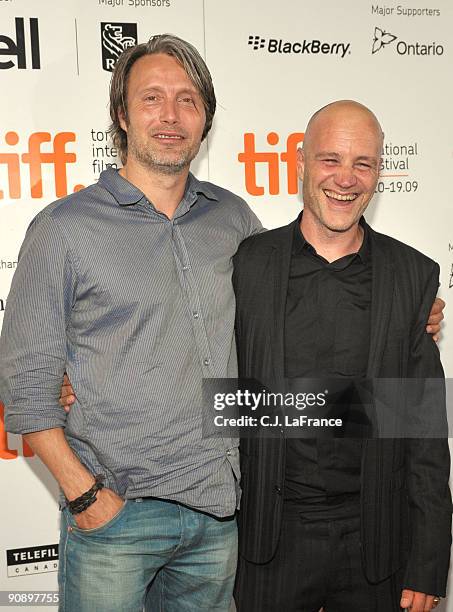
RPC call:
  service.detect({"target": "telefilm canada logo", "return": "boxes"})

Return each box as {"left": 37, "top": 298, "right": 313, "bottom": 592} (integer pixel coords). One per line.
{"left": 371, "top": 26, "right": 444, "bottom": 55}
{"left": 6, "top": 544, "right": 58, "bottom": 577}
{"left": 247, "top": 35, "right": 351, "bottom": 58}
{"left": 0, "top": 17, "right": 40, "bottom": 70}
{"left": 101, "top": 22, "right": 138, "bottom": 71}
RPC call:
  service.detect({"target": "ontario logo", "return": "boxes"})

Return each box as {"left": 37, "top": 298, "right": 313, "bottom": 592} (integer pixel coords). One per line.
{"left": 6, "top": 544, "right": 58, "bottom": 577}
{"left": 101, "top": 22, "right": 138, "bottom": 71}
{"left": 372, "top": 27, "right": 397, "bottom": 54}
{"left": 371, "top": 26, "right": 444, "bottom": 56}
{"left": 247, "top": 35, "right": 350, "bottom": 58}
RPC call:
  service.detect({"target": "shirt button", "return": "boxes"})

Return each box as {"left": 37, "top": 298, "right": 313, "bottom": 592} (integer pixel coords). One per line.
{"left": 226, "top": 450, "right": 232, "bottom": 456}
{"left": 193, "top": 311, "right": 199, "bottom": 319}
{"left": 274, "top": 485, "right": 282, "bottom": 495}
{"left": 203, "top": 358, "right": 210, "bottom": 366}
{"left": 182, "top": 265, "right": 189, "bottom": 271}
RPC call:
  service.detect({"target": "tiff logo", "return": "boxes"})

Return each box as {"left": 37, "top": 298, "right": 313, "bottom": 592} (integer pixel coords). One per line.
{"left": 0, "top": 131, "right": 80, "bottom": 199}
{"left": 0, "top": 17, "right": 40, "bottom": 70}
{"left": 101, "top": 22, "right": 137, "bottom": 72}
{"left": 0, "top": 402, "right": 34, "bottom": 460}
{"left": 248, "top": 35, "right": 266, "bottom": 50}
{"left": 238, "top": 132, "right": 304, "bottom": 195}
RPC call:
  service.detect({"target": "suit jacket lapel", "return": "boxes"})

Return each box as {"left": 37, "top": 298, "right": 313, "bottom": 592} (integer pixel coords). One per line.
{"left": 270, "top": 221, "right": 295, "bottom": 382}
{"left": 362, "top": 225, "right": 395, "bottom": 477}
{"left": 366, "top": 226, "right": 395, "bottom": 378}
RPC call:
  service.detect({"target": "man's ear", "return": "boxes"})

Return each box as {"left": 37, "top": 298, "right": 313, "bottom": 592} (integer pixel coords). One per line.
{"left": 296, "top": 147, "right": 305, "bottom": 181}
{"left": 118, "top": 108, "right": 128, "bottom": 133}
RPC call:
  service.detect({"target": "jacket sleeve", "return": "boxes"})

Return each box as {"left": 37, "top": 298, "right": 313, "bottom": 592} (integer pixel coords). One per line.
{"left": 0, "top": 212, "right": 77, "bottom": 434}
{"left": 403, "top": 262, "right": 452, "bottom": 596}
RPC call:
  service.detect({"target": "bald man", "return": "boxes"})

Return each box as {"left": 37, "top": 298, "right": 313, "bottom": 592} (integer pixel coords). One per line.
{"left": 233, "top": 101, "right": 451, "bottom": 612}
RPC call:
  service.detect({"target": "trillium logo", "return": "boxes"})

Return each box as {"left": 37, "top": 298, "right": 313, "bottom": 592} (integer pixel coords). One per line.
{"left": 372, "top": 27, "right": 397, "bottom": 54}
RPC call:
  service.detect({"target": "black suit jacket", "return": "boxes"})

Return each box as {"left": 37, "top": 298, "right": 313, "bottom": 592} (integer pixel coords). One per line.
{"left": 233, "top": 218, "right": 451, "bottom": 596}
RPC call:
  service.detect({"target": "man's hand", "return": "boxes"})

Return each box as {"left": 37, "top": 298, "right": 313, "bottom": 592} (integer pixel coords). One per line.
{"left": 427, "top": 297, "right": 445, "bottom": 342}
{"left": 400, "top": 589, "right": 439, "bottom": 611}
{"left": 73, "top": 487, "right": 125, "bottom": 530}
{"left": 59, "top": 373, "right": 76, "bottom": 413}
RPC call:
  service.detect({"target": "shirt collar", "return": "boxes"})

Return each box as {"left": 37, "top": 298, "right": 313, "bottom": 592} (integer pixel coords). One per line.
{"left": 98, "top": 167, "right": 144, "bottom": 206}
{"left": 98, "top": 167, "right": 219, "bottom": 208}
{"left": 293, "top": 211, "right": 370, "bottom": 264}
{"left": 187, "top": 172, "right": 219, "bottom": 202}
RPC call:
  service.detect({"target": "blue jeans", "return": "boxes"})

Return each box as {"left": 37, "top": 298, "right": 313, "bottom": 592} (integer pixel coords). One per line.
{"left": 58, "top": 498, "right": 237, "bottom": 612}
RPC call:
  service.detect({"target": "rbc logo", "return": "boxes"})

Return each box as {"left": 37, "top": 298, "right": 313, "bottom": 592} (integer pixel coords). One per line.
{"left": 0, "top": 131, "right": 81, "bottom": 200}
{"left": 101, "top": 23, "right": 138, "bottom": 72}
{"left": 238, "top": 132, "right": 305, "bottom": 196}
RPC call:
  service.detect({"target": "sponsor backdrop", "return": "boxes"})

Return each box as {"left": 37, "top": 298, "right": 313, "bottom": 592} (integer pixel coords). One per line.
{"left": 0, "top": 0, "right": 451, "bottom": 609}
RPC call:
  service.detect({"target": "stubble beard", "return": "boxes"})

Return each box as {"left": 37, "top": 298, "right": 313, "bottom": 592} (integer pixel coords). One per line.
{"left": 309, "top": 195, "right": 364, "bottom": 234}
{"left": 128, "top": 134, "right": 199, "bottom": 176}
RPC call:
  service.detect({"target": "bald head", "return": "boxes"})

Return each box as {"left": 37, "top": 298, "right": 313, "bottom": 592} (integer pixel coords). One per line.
{"left": 296, "top": 99, "right": 383, "bottom": 240}
{"left": 303, "top": 100, "right": 384, "bottom": 153}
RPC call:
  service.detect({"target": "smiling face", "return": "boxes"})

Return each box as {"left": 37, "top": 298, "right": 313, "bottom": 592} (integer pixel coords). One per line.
{"left": 297, "top": 101, "right": 382, "bottom": 235}
{"left": 119, "top": 53, "right": 206, "bottom": 175}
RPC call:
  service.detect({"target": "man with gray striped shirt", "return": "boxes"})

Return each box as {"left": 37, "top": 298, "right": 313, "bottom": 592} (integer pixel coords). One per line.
{"left": 0, "top": 35, "right": 260, "bottom": 611}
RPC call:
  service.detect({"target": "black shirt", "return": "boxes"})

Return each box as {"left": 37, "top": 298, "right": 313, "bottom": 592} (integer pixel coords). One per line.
{"left": 284, "top": 215, "right": 372, "bottom": 519}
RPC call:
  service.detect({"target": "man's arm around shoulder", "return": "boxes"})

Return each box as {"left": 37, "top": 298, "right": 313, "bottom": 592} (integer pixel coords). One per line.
{"left": 401, "top": 261, "right": 451, "bottom": 609}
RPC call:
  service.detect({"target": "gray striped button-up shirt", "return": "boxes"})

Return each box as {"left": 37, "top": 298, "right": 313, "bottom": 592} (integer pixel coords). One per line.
{"left": 1, "top": 168, "right": 262, "bottom": 517}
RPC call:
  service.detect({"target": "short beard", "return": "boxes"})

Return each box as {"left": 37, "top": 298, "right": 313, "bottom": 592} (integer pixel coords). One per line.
{"left": 128, "top": 140, "right": 195, "bottom": 176}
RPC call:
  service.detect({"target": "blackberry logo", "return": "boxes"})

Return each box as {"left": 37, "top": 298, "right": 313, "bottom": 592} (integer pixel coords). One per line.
{"left": 101, "top": 22, "right": 138, "bottom": 72}
{"left": 248, "top": 35, "right": 266, "bottom": 50}
{"left": 247, "top": 35, "right": 350, "bottom": 58}
{"left": 372, "top": 27, "right": 397, "bottom": 54}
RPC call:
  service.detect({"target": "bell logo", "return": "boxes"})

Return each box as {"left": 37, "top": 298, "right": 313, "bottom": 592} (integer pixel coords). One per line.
{"left": 0, "top": 402, "right": 34, "bottom": 460}
{"left": 238, "top": 132, "right": 304, "bottom": 196}
{"left": 0, "top": 17, "right": 40, "bottom": 70}
{"left": 0, "top": 131, "right": 82, "bottom": 200}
